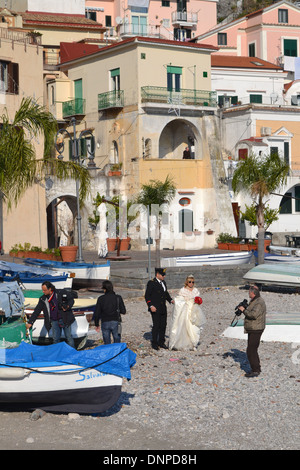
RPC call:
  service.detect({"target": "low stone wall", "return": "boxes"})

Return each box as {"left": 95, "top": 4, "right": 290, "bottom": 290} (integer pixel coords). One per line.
{"left": 110, "top": 263, "right": 255, "bottom": 291}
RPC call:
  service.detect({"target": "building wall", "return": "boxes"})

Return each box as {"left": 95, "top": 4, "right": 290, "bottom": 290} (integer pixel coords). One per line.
{"left": 0, "top": 35, "right": 47, "bottom": 252}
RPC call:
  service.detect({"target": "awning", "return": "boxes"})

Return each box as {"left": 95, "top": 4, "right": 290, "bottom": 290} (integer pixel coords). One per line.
{"left": 128, "top": 0, "right": 149, "bottom": 7}
{"left": 85, "top": 7, "right": 104, "bottom": 12}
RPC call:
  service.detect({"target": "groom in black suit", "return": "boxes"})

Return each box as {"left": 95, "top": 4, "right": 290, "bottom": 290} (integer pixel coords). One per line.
{"left": 145, "top": 267, "right": 174, "bottom": 350}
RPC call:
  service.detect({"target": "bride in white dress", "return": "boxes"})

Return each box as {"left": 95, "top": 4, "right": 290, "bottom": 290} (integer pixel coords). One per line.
{"left": 169, "top": 275, "right": 206, "bottom": 350}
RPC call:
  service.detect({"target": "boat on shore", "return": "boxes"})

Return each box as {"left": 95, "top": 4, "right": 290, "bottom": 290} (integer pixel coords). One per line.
{"left": 0, "top": 260, "right": 73, "bottom": 289}
{"left": 243, "top": 263, "right": 300, "bottom": 287}
{"left": 252, "top": 250, "right": 300, "bottom": 264}
{"left": 221, "top": 312, "right": 300, "bottom": 343}
{"left": 23, "top": 294, "right": 97, "bottom": 349}
{"left": 0, "top": 341, "right": 136, "bottom": 414}
{"left": 24, "top": 258, "right": 110, "bottom": 289}
{"left": 161, "top": 251, "right": 253, "bottom": 268}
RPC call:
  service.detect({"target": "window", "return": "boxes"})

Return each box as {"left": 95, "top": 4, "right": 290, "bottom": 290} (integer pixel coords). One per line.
{"left": 0, "top": 61, "right": 19, "bottom": 94}
{"left": 278, "top": 9, "right": 288, "bottom": 23}
{"left": 218, "top": 33, "right": 227, "bottom": 46}
{"left": 167, "top": 65, "right": 182, "bottom": 92}
{"left": 132, "top": 15, "right": 147, "bottom": 35}
{"left": 270, "top": 147, "right": 278, "bottom": 157}
{"left": 250, "top": 94, "right": 262, "bottom": 104}
{"left": 85, "top": 10, "right": 96, "bottom": 21}
{"left": 110, "top": 68, "right": 120, "bottom": 92}
{"left": 280, "top": 192, "right": 292, "bottom": 214}
{"left": 105, "top": 16, "right": 112, "bottom": 27}
{"left": 295, "top": 186, "right": 300, "bottom": 212}
{"left": 174, "top": 28, "right": 191, "bottom": 41}
{"left": 284, "top": 39, "right": 297, "bottom": 57}
{"left": 249, "top": 43, "right": 255, "bottom": 57}
{"left": 179, "top": 209, "right": 193, "bottom": 232}
{"left": 162, "top": 0, "right": 170, "bottom": 5}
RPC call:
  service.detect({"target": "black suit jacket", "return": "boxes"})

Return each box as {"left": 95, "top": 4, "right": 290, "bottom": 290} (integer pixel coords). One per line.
{"left": 145, "top": 278, "right": 172, "bottom": 314}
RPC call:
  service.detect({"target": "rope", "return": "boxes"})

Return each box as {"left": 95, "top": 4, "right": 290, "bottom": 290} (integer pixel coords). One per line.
{"left": 0, "top": 346, "right": 128, "bottom": 376}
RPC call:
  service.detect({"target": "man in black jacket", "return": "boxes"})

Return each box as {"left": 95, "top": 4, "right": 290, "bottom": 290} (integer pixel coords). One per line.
{"left": 145, "top": 267, "right": 174, "bottom": 350}
{"left": 26, "top": 281, "right": 75, "bottom": 348}
{"left": 94, "top": 280, "right": 126, "bottom": 344}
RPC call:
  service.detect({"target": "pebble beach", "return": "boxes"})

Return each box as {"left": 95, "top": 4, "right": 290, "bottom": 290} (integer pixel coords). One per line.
{"left": 0, "top": 284, "right": 298, "bottom": 451}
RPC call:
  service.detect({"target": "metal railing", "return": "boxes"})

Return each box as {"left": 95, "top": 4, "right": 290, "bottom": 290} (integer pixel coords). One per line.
{"left": 171, "top": 11, "right": 198, "bottom": 24}
{"left": 62, "top": 98, "right": 86, "bottom": 118}
{"left": 98, "top": 90, "right": 124, "bottom": 110}
{"left": 141, "top": 86, "right": 217, "bottom": 107}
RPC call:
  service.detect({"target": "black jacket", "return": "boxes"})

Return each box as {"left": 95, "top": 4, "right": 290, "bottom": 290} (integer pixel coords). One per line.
{"left": 145, "top": 277, "right": 172, "bottom": 314}
{"left": 94, "top": 291, "right": 126, "bottom": 326}
{"left": 28, "top": 288, "right": 75, "bottom": 331}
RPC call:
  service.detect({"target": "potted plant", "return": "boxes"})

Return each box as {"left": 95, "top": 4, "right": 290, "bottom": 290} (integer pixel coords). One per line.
{"left": 216, "top": 232, "right": 234, "bottom": 250}
{"left": 108, "top": 162, "right": 122, "bottom": 176}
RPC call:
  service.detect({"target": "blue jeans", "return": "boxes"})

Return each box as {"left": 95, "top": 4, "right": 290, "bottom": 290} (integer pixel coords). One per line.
{"left": 101, "top": 321, "right": 120, "bottom": 344}
{"left": 51, "top": 320, "right": 75, "bottom": 348}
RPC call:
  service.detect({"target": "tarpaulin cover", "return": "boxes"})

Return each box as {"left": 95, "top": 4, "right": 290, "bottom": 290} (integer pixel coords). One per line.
{"left": 0, "top": 281, "right": 25, "bottom": 317}
{"left": 0, "top": 341, "right": 136, "bottom": 380}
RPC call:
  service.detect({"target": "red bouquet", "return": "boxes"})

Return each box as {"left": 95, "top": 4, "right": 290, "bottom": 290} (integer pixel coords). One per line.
{"left": 194, "top": 296, "right": 203, "bottom": 305}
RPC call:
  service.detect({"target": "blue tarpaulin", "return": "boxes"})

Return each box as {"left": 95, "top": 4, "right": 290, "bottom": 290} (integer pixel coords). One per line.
{"left": 0, "top": 341, "right": 136, "bottom": 380}
{"left": 0, "top": 281, "right": 25, "bottom": 317}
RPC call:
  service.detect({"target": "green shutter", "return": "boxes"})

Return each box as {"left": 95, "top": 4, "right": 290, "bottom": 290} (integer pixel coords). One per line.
{"left": 295, "top": 186, "right": 300, "bottom": 212}
{"left": 111, "top": 68, "right": 120, "bottom": 77}
{"left": 167, "top": 66, "right": 182, "bottom": 74}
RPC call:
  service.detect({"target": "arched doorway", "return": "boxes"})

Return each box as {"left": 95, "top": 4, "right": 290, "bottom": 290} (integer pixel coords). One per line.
{"left": 47, "top": 195, "right": 77, "bottom": 248}
{"left": 158, "top": 119, "right": 200, "bottom": 159}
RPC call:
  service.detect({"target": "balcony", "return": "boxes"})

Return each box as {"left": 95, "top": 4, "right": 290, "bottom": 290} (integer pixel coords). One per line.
{"left": 98, "top": 90, "right": 124, "bottom": 110}
{"left": 62, "top": 98, "right": 86, "bottom": 119}
{"left": 141, "top": 87, "right": 217, "bottom": 108}
{"left": 171, "top": 11, "right": 198, "bottom": 27}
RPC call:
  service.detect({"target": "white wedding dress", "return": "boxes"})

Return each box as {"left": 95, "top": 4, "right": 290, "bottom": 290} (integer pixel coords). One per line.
{"left": 169, "top": 287, "right": 206, "bottom": 350}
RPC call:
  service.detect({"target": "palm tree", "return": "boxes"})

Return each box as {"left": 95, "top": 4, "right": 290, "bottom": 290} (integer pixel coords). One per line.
{"left": 0, "top": 97, "right": 90, "bottom": 208}
{"left": 232, "top": 152, "right": 289, "bottom": 265}
{"left": 136, "top": 175, "right": 176, "bottom": 267}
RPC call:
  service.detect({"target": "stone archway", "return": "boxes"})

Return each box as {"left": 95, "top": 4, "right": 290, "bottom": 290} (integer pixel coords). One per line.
{"left": 47, "top": 195, "right": 77, "bottom": 248}
{"left": 158, "top": 119, "right": 200, "bottom": 159}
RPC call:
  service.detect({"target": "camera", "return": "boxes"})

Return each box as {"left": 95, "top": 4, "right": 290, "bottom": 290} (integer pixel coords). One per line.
{"left": 235, "top": 299, "right": 248, "bottom": 316}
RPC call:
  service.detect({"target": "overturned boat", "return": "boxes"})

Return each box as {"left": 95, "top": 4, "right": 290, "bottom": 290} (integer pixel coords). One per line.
{"left": 243, "top": 263, "right": 300, "bottom": 287}
{"left": 221, "top": 312, "right": 300, "bottom": 343}
{"left": 162, "top": 251, "right": 253, "bottom": 268}
{"left": 0, "top": 342, "right": 136, "bottom": 414}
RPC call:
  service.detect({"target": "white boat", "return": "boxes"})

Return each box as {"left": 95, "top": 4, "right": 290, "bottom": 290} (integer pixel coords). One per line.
{"left": 0, "top": 341, "right": 136, "bottom": 414}
{"left": 0, "top": 260, "right": 73, "bottom": 289}
{"left": 243, "top": 263, "right": 300, "bottom": 287}
{"left": 161, "top": 251, "right": 253, "bottom": 268}
{"left": 221, "top": 312, "right": 300, "bottom": 343}
{"left": 269, "top": 245, "right": 300, "bottom": 255}
{"left": 252, "top": 250, "right": 300, "bottom": 264}
{"left": 23, "top": 296, "right": 97, "bottom": 349}
{"left": 24, "top": 258, "right": 110, "bottom": 289}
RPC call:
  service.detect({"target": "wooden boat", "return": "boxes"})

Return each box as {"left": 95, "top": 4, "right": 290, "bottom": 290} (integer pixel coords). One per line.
{"left": 0, "top": 342, "right": 136, "bottom": 414}
{"left": 161, "top": 251, "right": 253, "bottom": 268}
{"left": 243, "top": 263, "right": 300, "bottom": 287}
{"left": 23, "top": 294, "right": 97, "bottom": 349}
{"left": 24, "top": 258, "right": 110, "bottom": 289}
{"left": 221, "top": 312, "right": 300, "bottom": 343}
{"left": 0, "top": 260, "right": 73, "bottom": 290}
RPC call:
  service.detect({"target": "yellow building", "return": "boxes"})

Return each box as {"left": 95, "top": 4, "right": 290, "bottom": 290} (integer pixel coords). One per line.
{"left": 49, "top": 37, "right": 237, "bottom": 251}
{"left": 0, "top": 19, "right": 47, "bottom": 252}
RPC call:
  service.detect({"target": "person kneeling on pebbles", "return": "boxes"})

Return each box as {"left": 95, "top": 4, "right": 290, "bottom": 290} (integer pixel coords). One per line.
{"left": 238, "top": 285, "right": 266, "bottom": 378}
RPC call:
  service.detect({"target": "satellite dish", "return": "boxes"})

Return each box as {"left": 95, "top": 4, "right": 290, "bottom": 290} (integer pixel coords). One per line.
{"left": 115, "top": 16, "right": 123, "bottom": 24}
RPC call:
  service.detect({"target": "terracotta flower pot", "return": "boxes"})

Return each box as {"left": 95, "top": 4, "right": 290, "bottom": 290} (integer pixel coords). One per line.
{"left": 119, "top": 237, "right": 131, "bottom": 251}
{"left": 59, "top": 245, "right": 78, "bottom": 262}
{"left": 106, "top": 238, "right": 117, "bottom": 251}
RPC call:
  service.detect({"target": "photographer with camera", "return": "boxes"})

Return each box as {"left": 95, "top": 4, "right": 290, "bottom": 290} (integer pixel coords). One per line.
{"left": 26, "top": 281, "right": 75, "bottom": 348}
{"left": 237, "top": 285, "right": 266, "bottom": 378}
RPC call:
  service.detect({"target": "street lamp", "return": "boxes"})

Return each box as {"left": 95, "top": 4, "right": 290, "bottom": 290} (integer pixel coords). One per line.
{"left": 55, "top": 117, "right": 95, "bottom": 262}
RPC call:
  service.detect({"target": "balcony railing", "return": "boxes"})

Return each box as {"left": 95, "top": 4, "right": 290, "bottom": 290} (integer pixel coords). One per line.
{"left": 141, "top": 86, "right": 217, "bottom": 107}
{"left": 62, "top": 98, "right": 86, "bottom": 118}
{"left": 98, "top": 90, "right": 124, "bottom": 110}
{"left": 172, "top": 11, "right": 198, "bottom": 25}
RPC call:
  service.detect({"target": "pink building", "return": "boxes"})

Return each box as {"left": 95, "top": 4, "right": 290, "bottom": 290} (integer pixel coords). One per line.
{"left": 85, "top": 0, "right": 218, "bottom": 41}
{"left": 192, "top": 0, "right": 300, "bottom": 66}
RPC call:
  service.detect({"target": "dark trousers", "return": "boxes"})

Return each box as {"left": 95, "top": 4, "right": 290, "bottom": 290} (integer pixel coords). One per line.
{"left": 151, "top": 311, "right": 167, "bottom": 346}
{"left": 246, "top": 330, "right": 263, "bottom": 373}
